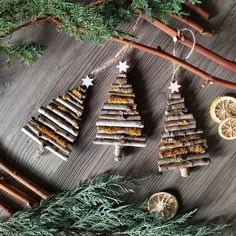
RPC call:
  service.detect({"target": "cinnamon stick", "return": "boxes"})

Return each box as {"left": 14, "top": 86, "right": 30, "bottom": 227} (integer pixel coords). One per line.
{"left": 135, "top": 10, "right": 236, "bottom": 74}
{"left": 0, "top": 158, "right": 49, "bottom": 199}
{"left": 0, "top": 200, "right": 15, "bottom": 216}
{"left": 0, "top": 180, "right": 38, "bottom": 207}
{"left": 111, "top": 37, "right": 236, "bottom": 91}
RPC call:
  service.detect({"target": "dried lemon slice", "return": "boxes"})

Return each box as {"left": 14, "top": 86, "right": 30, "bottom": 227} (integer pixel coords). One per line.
{"left": 218, "top": 117, "right": 236, "bottom": 140}
{"left": 210, "top": 96, "right": 236, "bottom": 123}
{"left": 148, "top": 192, "right": 178, "bottom": 220}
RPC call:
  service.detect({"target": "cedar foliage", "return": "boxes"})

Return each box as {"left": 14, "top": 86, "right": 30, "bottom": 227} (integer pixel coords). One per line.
{"left": 0, "top": 0, "right": 201, "bottom": 66}
{"left": 0, "top": 174, "right": 227, "bottom": 236}
{"left": 0, "top": 42, "right": 46, "bottom": 67}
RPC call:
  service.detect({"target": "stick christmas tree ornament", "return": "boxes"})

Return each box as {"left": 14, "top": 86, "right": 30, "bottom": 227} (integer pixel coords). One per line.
{"left": 157, "top": 89, "right": 210, "bottom": 177}
{"left": 157, "top": 35, "right": 210, "bottom": 177}
{"left": 22, "top": 77, "right": 93, "bottom": 161}
{"left": 94, "top": 61, "right": 146, "bottom": 161}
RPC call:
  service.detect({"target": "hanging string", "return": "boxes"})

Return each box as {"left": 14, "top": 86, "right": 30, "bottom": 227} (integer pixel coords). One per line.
{"left": 171, "top": 28, "right": 196, "bottom": 81}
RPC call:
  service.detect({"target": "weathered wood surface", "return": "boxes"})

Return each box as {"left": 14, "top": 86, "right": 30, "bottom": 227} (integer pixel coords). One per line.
{"left": 0, "top": 0, "right": 235, "bottom": 234}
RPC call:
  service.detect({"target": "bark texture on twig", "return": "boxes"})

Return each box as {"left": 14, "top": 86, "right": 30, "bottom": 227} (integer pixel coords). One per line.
{"left": 135, "top": 10, "right": 236, "bottom": 74}
{"left": 112, "top": 37, "right": 236, "bottom": 90}
{"left": 184, "top": 1, "right": 210, "bottom": 20}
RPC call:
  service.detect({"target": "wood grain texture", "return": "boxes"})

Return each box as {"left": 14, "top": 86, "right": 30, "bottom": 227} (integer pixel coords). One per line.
{"left": 0, "top": 0, "right": 235, "bottom": 234}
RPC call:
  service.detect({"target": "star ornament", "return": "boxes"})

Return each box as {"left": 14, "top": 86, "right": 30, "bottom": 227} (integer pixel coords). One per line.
{"left": 116, "top": 60, "right": 129, "bottom": 73}
{"left": 82, "top": 75, "right": 93, "bottom": 88}
{"left": 168, "top": 81, "right": 181, "bottom": 93}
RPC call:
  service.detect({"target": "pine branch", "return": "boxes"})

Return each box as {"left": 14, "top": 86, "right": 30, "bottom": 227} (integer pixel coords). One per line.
{"left": 0, "top": 174, "right": 228, "bottom": 236}
{"left": 0, "top": 41, "right": 46, "bottom": 67}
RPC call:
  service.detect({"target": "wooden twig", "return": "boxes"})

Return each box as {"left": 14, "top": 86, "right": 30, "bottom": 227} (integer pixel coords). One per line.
{"left": 96, "top": 120, "right": 144, "bottom": 128}
{"left": 22, "top": 126, "right": 69, "bottom": 161}
{"left": 184, "top": 1, "right": 210, "bottom": 20}
{"left": 157, "top": 153, "right": 209, "bottom": 165}
{"left": 0, "top": 180, "right": 38, "bottom": 207}
{"left": 135, "top": 10, "right": 236, "bottom": 74}
{"left": 38, "top": 107, "right": 79, "bottom": 136}
{"left": 111, "top": 37, "right": 236, "bottom": 91}
{"left": 158, "top": 158, "right": 210, "bottom": 171}
{"left": 0, "top": 158, "right": 49, "bottom": 199}
{"left": 0, "top": 200, "right": 15, "bottom": 216}
{"left": 170, "top": 14, "right": 213, "bottom": 37}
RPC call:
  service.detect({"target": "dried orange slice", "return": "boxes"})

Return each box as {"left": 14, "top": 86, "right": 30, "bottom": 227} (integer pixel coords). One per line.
{"left": 148, "top": 192, "right": 178, "bottom": 220}
{"left": 218, "top": 117, "right": 236, "bottom": 140}
{"left": 210, "top": 96, "right": 236, "bottom": 123}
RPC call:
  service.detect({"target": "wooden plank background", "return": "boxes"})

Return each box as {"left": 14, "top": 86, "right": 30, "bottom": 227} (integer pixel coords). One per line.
{"left": 0, "top": 0, "right": 235, "bottom": 234}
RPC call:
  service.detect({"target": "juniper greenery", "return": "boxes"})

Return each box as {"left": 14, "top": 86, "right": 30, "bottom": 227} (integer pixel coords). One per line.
{"left": 0, "top": 0, "right": 201, "bottom": 67}
{"left": 0, "top": 42, "right": 46, "bottom": 67}
{"left": 0, "top": 174, "right": 227, "bottom": 236}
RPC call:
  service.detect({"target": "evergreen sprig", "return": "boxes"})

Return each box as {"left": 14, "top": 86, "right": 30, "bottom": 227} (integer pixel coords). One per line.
{"left": 0, "top": 42, "right": 46, "bottom": 67}
{"left": 0, "top": 174, "right": 227, "bottom": 236}
{"left": 0, "top": 0, "right": 201, "bottom": 42}
{"left": 0, "top": 0, "right": 202, "bottom": 67}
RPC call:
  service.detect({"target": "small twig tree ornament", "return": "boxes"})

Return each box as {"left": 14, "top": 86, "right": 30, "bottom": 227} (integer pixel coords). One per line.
{"left": 157, "top": 91, "right": 210, "bottom": 177}
{"left": 157, "top": 34, "right": 210, "bottom": 177}
{"left": 22, "top": 76, "right": 93, "bottom": 161}
{"left": 94, "top": 61, "right": 146, "bottom": 161}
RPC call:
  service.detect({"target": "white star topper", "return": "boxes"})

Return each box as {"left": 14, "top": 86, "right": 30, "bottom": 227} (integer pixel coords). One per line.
{"left": 168, "top": 81, "right": 181, "bottom": 93}
{"left": 116, "top": 60, "right": 129, "bottom": 73}
{"left": 82, "top": 75, "right": 93, "bottom": 88}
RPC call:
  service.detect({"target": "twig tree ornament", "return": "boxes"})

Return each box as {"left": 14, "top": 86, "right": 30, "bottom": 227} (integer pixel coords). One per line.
{"left": 157, "top": 91, "right": 210, "bottom": 177}
{"left": 94, "top": 61, "right": 146, "bottom": 161}
{"left": 157, "top": 34, "right": 210, "bottom": 177}
{"left": 22, "top": 78, "right": 93, "bottom": 161}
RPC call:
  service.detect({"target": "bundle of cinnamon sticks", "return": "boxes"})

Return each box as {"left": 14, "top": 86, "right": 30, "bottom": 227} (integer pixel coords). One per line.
{"left": 0, "top": 158, "right": 49, "bottom": 216}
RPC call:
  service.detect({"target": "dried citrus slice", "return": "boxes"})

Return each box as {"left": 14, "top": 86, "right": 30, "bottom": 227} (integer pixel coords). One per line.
{"left": 148, "top": 192, "right": 178, "bottom": 220}
{"left": 218, "top": 117, "right": 236, "bottom": 140}
{"left": 210, "top": 96, "right": 236, "bottom": 123}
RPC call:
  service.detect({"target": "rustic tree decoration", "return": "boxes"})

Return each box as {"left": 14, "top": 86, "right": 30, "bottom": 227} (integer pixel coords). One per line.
{"left": 94, "top": 62, "right": 146, "bottom": 161}
{"left": 157, "top": 91, "right": 210, "bottom": 177}
{"left": 22, "top": 85, "right": 88, "bottom": 161}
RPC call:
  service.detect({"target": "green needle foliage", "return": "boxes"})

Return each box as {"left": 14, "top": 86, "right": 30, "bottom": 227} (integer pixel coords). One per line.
{"left": 0, "top": 42, "right": 46, "bottom": 67}
{"left": 0, "top": 0, "right": 202, "bottom": 42}
{"left": 0, "top": 174, "right": 227, "bottom": 236}
{"left": 0, "top": 0, "right": 202, "bottom": 67}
